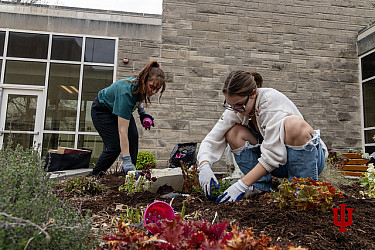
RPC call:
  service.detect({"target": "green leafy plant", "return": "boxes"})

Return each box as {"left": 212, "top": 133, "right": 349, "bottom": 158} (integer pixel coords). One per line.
{"left": 180, "top": 161, "right": 232, "bottom": 199}
{"left": 270, "top": 177, "right": 344, "bottom": 213}
{"left": 118, "top": 169, "right": 157, "bottom": 193}
{"left": 0, "top": 142, "right": 95, "bottom": 249}
{"left": 119, "top": 206, "right": 145, "bottom": 225}
{"left": 211, "top": 177, "right": 232, "bottom": 200}
{"left": 360, "top": 163, "right": 375, "bottom": 198}
{"left": 59, "top": 177, "right": 106, "bottom": 195}
{"left": 190, "top": 171, "right": 232, "bottom": 201}
{"left": 136, "top": 151, "right": 157, "bottom": 170}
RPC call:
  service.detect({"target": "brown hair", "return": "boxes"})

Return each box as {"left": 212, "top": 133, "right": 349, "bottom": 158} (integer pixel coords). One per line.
{"left": 132, "top": 61, "right": 166, "bottom": 106}
{"left": 222, "top": 70, "right": 263, "bottom": 96}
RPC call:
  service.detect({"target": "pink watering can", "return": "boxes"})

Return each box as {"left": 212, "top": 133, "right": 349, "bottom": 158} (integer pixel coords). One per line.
{"left": 142, "top": 117, "right": 153, "bottom": 129}
{"left": 143, "top": 201, "right": 175, "bottom": 234}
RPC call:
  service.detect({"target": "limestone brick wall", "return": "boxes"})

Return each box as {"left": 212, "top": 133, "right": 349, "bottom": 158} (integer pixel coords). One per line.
{"left": 138, "top": 0, "right": 375, "bottom": 170}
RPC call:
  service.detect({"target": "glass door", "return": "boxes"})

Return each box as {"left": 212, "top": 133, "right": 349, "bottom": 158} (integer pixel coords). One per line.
{"left": 0, "top": 89, "right": 44, "bottom": 149}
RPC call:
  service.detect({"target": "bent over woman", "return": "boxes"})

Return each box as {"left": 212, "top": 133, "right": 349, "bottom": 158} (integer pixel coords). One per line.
{"left": 90, "top": 61, "right": 165, "bottom": 176}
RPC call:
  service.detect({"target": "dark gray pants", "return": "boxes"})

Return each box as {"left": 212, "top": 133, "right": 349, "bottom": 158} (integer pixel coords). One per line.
{"left": 91, "top": 97, "right": 138, "bottom": 176}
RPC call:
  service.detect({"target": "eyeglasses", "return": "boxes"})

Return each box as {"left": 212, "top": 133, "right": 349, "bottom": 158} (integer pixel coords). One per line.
{"left": 222, "top": 95, "right": 250, "bottom": 112}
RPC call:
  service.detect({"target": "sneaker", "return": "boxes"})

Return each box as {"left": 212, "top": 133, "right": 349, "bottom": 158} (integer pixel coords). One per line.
{"left": 244, "top": 186, "right": 265, "bottom": 198}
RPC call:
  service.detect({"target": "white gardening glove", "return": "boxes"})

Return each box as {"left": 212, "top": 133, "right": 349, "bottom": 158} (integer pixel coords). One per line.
{"left": 198, "top": 162, "right": 219, "bottom": 199}
{"left": 216, "top": 179, "right": 248, "bottom": 203}
{"left": 121, "top": 156, "right": 135, "bottom": 175}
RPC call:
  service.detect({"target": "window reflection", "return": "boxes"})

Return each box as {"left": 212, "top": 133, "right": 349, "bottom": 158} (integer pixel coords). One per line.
{"left": 4, "top": 134, "right": 34, "bottom": 149}
{"left": 363, "top": 79, "right": 375, "bottom": 128}
{"left": 85, "top": 38, "right": 115, "bottom": 64}
{"left": 5, "top": 94, "right": 37, "bottom": 131}
{"left": 79, "top": 65, "right": 113, "bottom": 132}
{"left": 45, "top": 63, "right": 80, "bottom": 131}
{"left": 51, "top": 35, "right": 83, "bottom": 61}
{"left": 78, "top": 134, "right": 104, "bottom": 166}
{"left": 5, "top": 60, "right": 46, "bottom": 85}
{"left": 7, "top": 32, "right": 48, "bottom": 59}
{"left": 0, "top": 31, "right": 5, "bottom": 56}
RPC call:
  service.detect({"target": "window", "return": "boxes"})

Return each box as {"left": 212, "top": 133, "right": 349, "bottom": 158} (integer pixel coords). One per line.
{"left": 42, "top": 133, "right": 75, "bottom": 156}
{"left": 7, "top": 32, "right": 48, "bottom": 59}
{"left": 360, "top": 50, "right": 375, "bottom": 154}
{"left": 4, "top": 61, "right": 46, "bottom": 85}
{"left": 85, "top": 38, "right": 115, "bottom": 64}
{"left": 51, "top": 35, "right": 83, "bottom": 61}
{"left": 45, "top": 63, "right": 80, "bottom": 131}
{"left": 78, "top": 134, "right": 105, "bottom": 165}
{"left": 0, "top": 30, "right": 116, "bottom": 165}
{"left": 0, "top": 31, "right": 5, "bottom": 56}
{"left": 79, "top": 65, "right": 113, "bottom": 132}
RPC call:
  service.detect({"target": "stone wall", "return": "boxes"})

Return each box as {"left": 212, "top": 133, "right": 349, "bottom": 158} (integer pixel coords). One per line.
{"left": 1, "top": 1, "right": 375, "bottom": 172}
{"left": 142, "top": 0, "right": 375, "bottom": 170}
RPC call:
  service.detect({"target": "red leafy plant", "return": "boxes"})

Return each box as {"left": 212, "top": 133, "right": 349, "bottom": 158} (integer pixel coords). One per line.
{"left": 103, "top": 215, "right": 284, "bottom": 249}
{"left": 180, "top": 161, "right": 200, "bottom": 193}
{"left": 270, "top": 177, "right": 344, "bottom": 213}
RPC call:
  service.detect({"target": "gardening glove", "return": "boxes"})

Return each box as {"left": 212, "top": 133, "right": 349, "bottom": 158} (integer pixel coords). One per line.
{"left": 198, "top": 162, "right": 219, "bottom": 199}
{"left": 138, "top": 107, "right": 154, "bottom": 130}
{"left": 216, "top": 179, "right": 248, "bottom": 203}
{"left": 122, "top": 156, "right": 135, "bottom": 175}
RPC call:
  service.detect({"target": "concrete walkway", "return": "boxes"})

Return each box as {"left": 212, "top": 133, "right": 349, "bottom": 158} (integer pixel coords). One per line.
{"left": 49, "top": 168, "right": 92, "bottom": 181}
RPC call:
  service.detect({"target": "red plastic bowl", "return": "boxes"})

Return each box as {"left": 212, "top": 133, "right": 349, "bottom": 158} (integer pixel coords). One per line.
{"left": 143, "top": 201, "right": 175, "bottom": 233}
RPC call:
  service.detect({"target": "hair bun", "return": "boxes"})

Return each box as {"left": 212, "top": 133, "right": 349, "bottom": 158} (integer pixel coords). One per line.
{"left": 151, "top": 61, "right": 159, "bottom": 68}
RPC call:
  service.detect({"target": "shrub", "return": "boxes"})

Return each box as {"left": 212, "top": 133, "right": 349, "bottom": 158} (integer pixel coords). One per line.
{"left": 360, "top": 163, "right": 375, "bottom": 198}
{"left": 270, "top": 177, "right": 344, "bottom": 213}
{"left": 58, "top": 177, "right": 106, "bottom": 196}
{"left": 0, "top": 143, "right": 95, "bottom": 249}
{"left": 136, "top": 151, "right": 157, "bottom": 170}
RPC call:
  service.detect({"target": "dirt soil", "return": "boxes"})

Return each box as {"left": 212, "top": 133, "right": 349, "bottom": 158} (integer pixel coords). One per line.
{"left": 56, "top": 173, "right": 375, "bottom": 249}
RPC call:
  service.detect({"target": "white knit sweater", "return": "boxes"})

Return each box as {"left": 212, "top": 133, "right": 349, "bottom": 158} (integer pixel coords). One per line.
{"left": 197, "top": 88, "right": 328, "bottom": 172}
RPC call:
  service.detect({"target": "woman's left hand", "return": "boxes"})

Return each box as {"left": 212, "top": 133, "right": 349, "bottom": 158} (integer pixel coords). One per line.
{"left": 216, "top": 179, "right": 248, "bottom": 203}
{"left": 138, "top": 108, "right": 154, "bottom": 130}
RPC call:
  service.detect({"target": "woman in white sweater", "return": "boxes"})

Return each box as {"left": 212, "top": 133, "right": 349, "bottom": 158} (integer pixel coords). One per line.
{"left": 197, "top": 70, "right": 328, "bottom": 203}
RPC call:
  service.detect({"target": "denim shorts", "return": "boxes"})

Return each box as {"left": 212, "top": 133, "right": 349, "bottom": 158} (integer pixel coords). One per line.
{"left": 232, "top": 132, "right": 325, "bottom": 192}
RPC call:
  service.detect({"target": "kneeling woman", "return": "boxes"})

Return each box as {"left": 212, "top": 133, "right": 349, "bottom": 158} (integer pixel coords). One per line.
{"left": 197, "top": 70, "right": 327, "bottom": 203}
{"left": 90, "top": 61, "right": 165, "bottom": 176}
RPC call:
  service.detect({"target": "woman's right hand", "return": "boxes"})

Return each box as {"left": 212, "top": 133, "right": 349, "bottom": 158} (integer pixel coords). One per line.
{"left": 198, "top": 162, "right": 220, "bottom": 199}
{"left": 121, "top": 156, "right": 135, "bottom": 175}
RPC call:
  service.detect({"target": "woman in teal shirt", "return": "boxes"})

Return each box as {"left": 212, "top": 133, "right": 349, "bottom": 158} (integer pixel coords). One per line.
{"left": 90, "top": 61, "right": 166, "bottom": 176}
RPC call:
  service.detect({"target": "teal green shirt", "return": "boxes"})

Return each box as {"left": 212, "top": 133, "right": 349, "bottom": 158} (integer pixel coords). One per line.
{"left": 97, "top": 77, "right": 142, "bottom": 120}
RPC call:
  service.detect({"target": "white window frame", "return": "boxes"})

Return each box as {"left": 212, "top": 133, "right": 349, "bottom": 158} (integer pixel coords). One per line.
{"left": 0, "top": 28, "right": 118, "bottom": 151}
{"left": 359, "top": 47, "right": 375, "bottom": 152}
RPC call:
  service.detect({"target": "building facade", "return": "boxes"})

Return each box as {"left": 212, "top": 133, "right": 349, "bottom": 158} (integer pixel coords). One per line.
{"left": 0, "top": 0, "right": 374, "bottom": 170}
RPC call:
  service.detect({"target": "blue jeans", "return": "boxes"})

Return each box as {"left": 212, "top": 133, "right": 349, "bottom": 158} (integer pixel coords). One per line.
{"left": 232, "top": 133, "right": 325, "bottom": 192}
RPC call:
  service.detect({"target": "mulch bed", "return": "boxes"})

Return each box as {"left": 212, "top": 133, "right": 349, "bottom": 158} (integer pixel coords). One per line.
{"left": 56, "top": 173, "right": 375, "bottom": 249}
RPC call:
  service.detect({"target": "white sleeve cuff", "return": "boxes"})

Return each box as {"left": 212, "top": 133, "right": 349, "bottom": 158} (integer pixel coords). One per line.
{"left": 258, "top": 158, "right": 277, "bottom": 172}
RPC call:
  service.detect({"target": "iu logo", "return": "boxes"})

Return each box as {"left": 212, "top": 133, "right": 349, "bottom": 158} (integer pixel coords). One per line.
{"left": 332, "top": 204, "right": 354, "bottom": 232}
